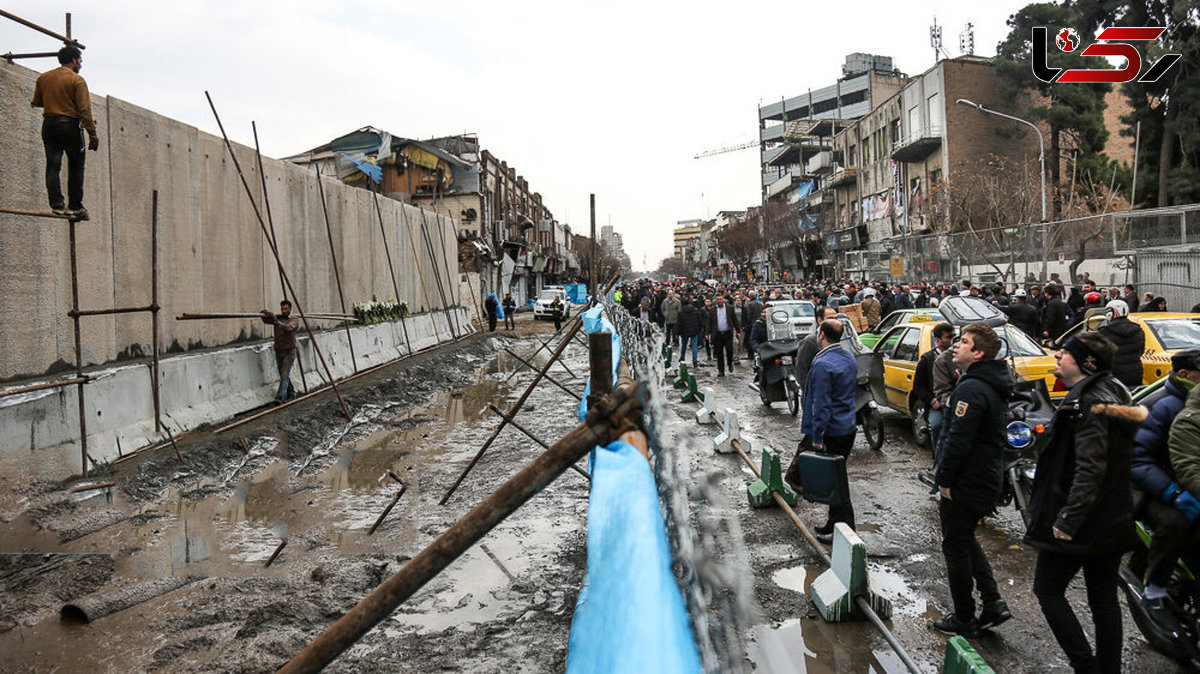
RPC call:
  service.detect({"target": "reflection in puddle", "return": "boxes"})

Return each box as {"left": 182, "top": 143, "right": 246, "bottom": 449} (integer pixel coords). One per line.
{"left": 748, "top": 617, "right": 912, "bottom": 674}
{"left": 867, "top": 563, "right": 925, "bottom": 618}
{"left": 771, "top": 566, "right": 808, "bottom": 594}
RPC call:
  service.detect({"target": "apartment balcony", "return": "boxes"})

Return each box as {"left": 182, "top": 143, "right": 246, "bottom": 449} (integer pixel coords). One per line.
{"left": 891, "top": 125, "right": 943, "bottom": 162}
{"left": 806, "top": 150, "right": 835, "bottom": 175}
{"left": 829, "top": 166, "right": 857, "bottom": 188}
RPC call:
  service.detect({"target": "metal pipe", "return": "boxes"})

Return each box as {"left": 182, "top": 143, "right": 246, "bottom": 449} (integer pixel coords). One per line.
{"left": 314, "top": 164, "right": 359, "bottom": 373}
{"left": 0, "top": 9, "right": 84, "bottom": 48}
{"left": 501, "top": 348, "right": 580, "bottom": 400}
{"left": 434, "top": 214, "right": 480, "bottom": 332}
{"left": 486, "top": 404, "right": 589, "bottom": 480}
{"left": 2, "top": 51, "right": 60, "bottom": 61}
{"left": 278, "top": 383, "right": 642, "bottom": 674}
{"left": 857, "top": 596, "right": 922, "bottom": 674}
{"left": 68, "top": 220, "right": 88, "bottom": 476}
{"left": 205, "top": 93, "right": 351, "bottom": 420}
{"left": 505, "top": 328, "right": 578, "bottom": 381}
{"left": 0, "top": 375, "right": 91, "bottom": 398}
{"left": 264, "top": 539, "right": 288, "bottom": 568}
{"left": 418, "top": 210, "right": 460, "bottom": 339}
{"left": 176, "top": 312, "right": 355, "bottom": 321}
{"left": 397, "top": 203, "right": 443, "bottom": 346}
{"left": 439, "top": 302, "right": 593, "bottom": 505}
{"left": 68, "top": 304, "right": 155, "bottom": 317}
{"left": 151, "top": 190, "right": 162, "bottom": 433}
{"left": 587, "top": 332, "right": 613, "bottom": 409}
{"left": 370, "top": 192, "right": 412, "bottom": 355}
{"left": 0, "top": 206, "right": 71, "bottom": 219}
{"left": 367, "top": 483, "right": 408, "bottom": 536}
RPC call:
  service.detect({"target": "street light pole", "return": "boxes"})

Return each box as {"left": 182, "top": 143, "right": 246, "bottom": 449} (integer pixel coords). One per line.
{"left": 956, "top": 98, "right": 1047, "bottom": 280}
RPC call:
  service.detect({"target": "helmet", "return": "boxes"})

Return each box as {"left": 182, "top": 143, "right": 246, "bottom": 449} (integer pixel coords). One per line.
{"left": 1106, "top": 299, "right": 1129, "bottom": 317}
{"left": 1085, "top": 291, "right": 1103, "bottom": 304}
{"left": 863, "top": 288, "right": 876, "bottom": 297}
{"left": 1014, "top": 288, "right": 1027, "bottom": 297}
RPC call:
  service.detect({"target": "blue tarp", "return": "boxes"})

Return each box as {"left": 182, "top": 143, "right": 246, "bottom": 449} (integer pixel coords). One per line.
{"left": 565, "top": 283, "right": 588, "bottom": 304}
{"left": 795, "top": 180, "right": 815, "bottom": 200}
{"left": 339, "top": 153, "right": 382, "bottom": 184}
{"left": 489, "top": 292, "right": 504, "bottom": 319}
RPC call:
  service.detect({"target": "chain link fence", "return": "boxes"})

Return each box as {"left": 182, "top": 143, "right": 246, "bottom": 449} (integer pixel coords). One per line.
{"left": 881, "top": 204, "right": 1200, "bottom": 311}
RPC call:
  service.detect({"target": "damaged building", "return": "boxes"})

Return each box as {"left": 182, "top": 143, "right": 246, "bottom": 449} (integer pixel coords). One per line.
{"left": 285, "top": 130, "right": 577, "bottom": 308}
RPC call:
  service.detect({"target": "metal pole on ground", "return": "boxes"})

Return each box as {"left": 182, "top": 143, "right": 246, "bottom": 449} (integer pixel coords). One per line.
{"left": 278, "top": 382, "right": 642, "bottom": 674}
{"left": 501, "top": 348, "right": 581, "bottom": 400}
{"left": 486, "top": 404, "right": 589, "bottom": 480}
{"left": 314, "top": 164, "right": 359, "bottom": 373}
{"left": 205, "top": 92, "right": 350, "bottom": 421}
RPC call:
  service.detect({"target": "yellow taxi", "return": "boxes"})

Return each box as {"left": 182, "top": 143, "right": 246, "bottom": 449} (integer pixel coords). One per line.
{"left": 1050, "top": 313, "right": 1200, "bottom": 385}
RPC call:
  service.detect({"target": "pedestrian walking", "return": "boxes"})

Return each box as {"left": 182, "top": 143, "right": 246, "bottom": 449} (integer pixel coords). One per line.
{"left": 791, "top": 319, "right": 858, "bottom": 543}
{"left": 551, "top": 296, "right": 564, "bottom": 332}
{"left": 677, "top": 297, "right": 703, "bottom": 368}
{"left": 502, "top": 293, "right": 516, "bottom": 330}
{"left": 260, "top": 300, "right": 301, "bottom": 404}
{"left": 31, "top": 45, "right": 98, "bottom": 221}
{"left": 933, "top": 323, "right": 1012, "bottom": 637}
{"left": 661, "top": 290, "right": 682, "bottom": 349}
{"left": 1026, "top": 332, "right": 1143, "bottom": 673}
{"left": 706, "top": 294, "right": 740, "bottom": 376}
{"left": 484, "top": 293, "right": 499, "bottom": 332}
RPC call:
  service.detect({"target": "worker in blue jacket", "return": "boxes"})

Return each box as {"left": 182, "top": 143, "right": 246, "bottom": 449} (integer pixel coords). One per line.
{"left": 796, "top": 319, "right": 858, "bottom": 543}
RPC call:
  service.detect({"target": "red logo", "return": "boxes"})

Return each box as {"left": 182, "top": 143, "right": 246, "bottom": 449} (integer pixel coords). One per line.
{"left": 1032, "top": 26, "right": 1181, "bottom": 84}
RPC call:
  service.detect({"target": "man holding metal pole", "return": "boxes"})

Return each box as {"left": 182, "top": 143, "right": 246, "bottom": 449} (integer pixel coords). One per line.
{"left": 261, "top": 300, "right": 300, "bottom": 404}
{"left": 31, "top": 45, "right": 97, "bottom": 221}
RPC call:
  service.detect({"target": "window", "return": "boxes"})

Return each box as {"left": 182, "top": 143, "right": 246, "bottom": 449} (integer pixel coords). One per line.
{"left": 931, "top": 169, "right": 942, "bottom": 186}
{"left": 848, "top": 145, "right": 857, "bottom": 167}
{"left": 878, "top": 312, "right": 903, "bottom": 332}
{"left": 876, "top": 329, "right": 903, "bottom": 356}
{"left": 892, "top": 328, "right": 922, "bottom": 362}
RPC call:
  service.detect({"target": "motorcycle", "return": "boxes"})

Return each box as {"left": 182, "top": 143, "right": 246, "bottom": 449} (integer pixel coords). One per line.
{"left": 1119, "top": 524, "right": 1200, "bottom": 670}
{"left": 918, "top": 374, "right": 1054, "bottom": 528}
{"left": 848, "top": 336, "right": 885, "bottom": 451}
{"left": 749, "top": 309, "right": 801, "bottom": 416}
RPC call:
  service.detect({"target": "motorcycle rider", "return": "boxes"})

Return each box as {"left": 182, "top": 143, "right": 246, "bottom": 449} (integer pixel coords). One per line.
{"left": 1026, "top": 332, "right": 1144, "bottom": 673}
{"left": 933, "top": 322, "right": 1012, "bottom": 637}
{"left": 1131, "top": 350, "right": 1200, "bottom": 630}
{"left": 1097, "top": 300, "right": 1145, "bottom": 388}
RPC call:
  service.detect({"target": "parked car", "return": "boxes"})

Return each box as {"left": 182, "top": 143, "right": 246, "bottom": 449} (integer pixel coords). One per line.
{"left": 532, "top": 286, "right": 571, "bottom": 321}
{"left": 858, "top": 308, "right": 945, "bottom": 349}
{"left": 1048, "top": 312, "right": 1200, "bottom": 385}
{"left": 868, "top": 296, "right": 1066, "bottom": 444}
{"left": 763, "top": 299, "right": 817, "bottom": 338}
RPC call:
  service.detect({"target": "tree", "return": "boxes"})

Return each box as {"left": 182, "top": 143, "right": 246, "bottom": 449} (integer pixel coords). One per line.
{"left": 655, "top": 256, "right": 689, "bottom": 278}
{"left": 995, "top": 2, "right": 1116, "bottom": 218}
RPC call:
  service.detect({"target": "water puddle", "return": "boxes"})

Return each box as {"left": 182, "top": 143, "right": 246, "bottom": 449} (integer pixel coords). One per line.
{"left": 747, "top": 617, "right": 912, "bottom": 673}
{"left": 866, "top": 563, "right": 925, "bottom": 618}
{"left": 771, "top": 566, "right": 808, "bottom": 594}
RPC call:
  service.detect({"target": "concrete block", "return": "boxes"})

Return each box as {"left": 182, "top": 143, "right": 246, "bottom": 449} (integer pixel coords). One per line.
{"left": 811, "top": 523, "right": 893, "bottom": 622}
{"left": 944, "top": 636, "right": 995, "bottom": 674}
{"left": 695, "top": 387, "right": 717, "bottom": 425}
{"left": 747, "top": 447, "right": 797, "bottom": 508}
{"left": 713, "top": 409, "right": 747, "bottom": 455}
{"left": 680, "top": 374, "right": 703, "bottom": 403}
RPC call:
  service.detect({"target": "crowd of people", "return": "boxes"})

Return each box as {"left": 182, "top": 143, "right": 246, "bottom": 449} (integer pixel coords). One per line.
{"left": 613, "top": 275, "right": 1200, "bottom": 672}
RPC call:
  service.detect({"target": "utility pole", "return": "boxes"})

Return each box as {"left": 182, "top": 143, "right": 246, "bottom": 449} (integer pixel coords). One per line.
{"left": 589, "top": 194, "right": 597, "bottom": 301}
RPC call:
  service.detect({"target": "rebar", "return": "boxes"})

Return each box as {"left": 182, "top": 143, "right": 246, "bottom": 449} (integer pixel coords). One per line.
{"left": 501, "top": 348, "right": 580, "bottom": 401}
{"left": 0, "top": 9, "right": 84, "bottom": 48}
{"left": 397, "top": 203, "right": 443, "bottom": 346}
{"left": 0, "top": 376, "right": 90, "bottom": 398}
{"left": 370, "top": 191, "right": 412, "bottom": 355}
{"left": 487, "top": 404, "right": 589, "bottom": 480}
{"left": 417, "top": 210, "right": 460, "bottom": 339}
{"left": 314, "top": 164, "right": 358, "bottom": 373}
{"left": 68, "top": 220, "right": 87, "bottom": 476}
{"left": 367, "top": 483, "right": 408, "bottom": 536}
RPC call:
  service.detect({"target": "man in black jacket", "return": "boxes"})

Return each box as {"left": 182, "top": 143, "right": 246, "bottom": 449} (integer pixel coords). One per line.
{"left": 707, "top": 294, "right": 741, "bottom": 376}
{"left": 1003, "top": 289, "right": 1040, "bottom": 339}
{"left": 1097, "top": 300, "right": 1145, "bottom": 387}
{"left": 1025, "top": 332, "right": 1143, "bottom": 673}
{"left": 676, "top": 296, "right": 704, "bottom": 367}
{"left": 1042, "top": 285, "right": 1072, "bottom": 340}
{"left": 933, "top": 323, "right": 1012, "bottom": 637}
{"left": 910, "top": 322, "right": 954, "bottom": 446}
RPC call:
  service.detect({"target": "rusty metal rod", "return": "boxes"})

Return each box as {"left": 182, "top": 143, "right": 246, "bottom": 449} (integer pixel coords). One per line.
{"left": 264, "top": 539, "right": 288, "bottom": 568}
{"left": 2, "top": 51, "right": 60, "bottom": 61}
{"left": 417, "top": 210, "right": 460, "bottom": 340}
{"left": 68, "top": 304, "right": 155, "bottom": 318}
{"left": 68, "top": 220, "right": 88, "bottom": 476}
{"left": 505, "top": 329, "right": 578, "bottom": 381}
{"left": 69, "top": 481, "right": 115, "bottom": 493}
{"left": 0, "top": 375, "right": 91, "bottom": 398}
{"left": 278, "top": 382, "right": 642, "bottom": 674}
{"left": 433, "top": 214, "right": 479, "bottom": 332}
{"left": 0, "top": 206, "right": 72, "bottom": 219}
{"left": 151, "top": 190, "right": 162, "bottom": 433}
{"left": 176, "top": 312, "right": 356, "bottom": 321}
{"left": 205, "top": 92, "right": 350, "bottom": 421}
{"left": 314, "top": 164, "right": 359, "bottom": 373}
{"left": 163, "top": 421, "right": 182, "bottom": 462}
{"left": 0, "top": 9, "right": 84, "bottom": 48}
{"left": 367, "top": 483, "right": 408, "bottom": 536}
{"left": 397, "top": 203, "right": 443, "bottom": 347}
{"left": 439, "top": 306, "right": 591, "bottom": 505}
{"left": 370, "top": 191, "right": 412, "bottom": 356}
{"left": 501, "top": 348, "right": 581, "bottom": 401}
{"left": 588, "top": 331, "right": 613, "bottom": 409}
{"left": 487, "top": 404, "right": 589, "bottom": 480}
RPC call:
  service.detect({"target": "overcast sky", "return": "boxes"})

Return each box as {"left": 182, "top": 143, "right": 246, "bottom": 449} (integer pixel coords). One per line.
{"left": 6, "top": 1, "right": 1035, "bottom": 270}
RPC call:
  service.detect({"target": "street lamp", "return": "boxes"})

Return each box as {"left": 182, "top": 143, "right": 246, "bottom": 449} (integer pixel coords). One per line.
{"left": 956, "top": 98, "right": 1045, "bottom": 223}
{"left": 957, "top": 98, "right": 1047, "bottom": 280}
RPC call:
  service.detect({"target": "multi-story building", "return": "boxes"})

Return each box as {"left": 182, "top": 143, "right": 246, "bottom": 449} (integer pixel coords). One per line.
{"left": 673, "top": 220, "right": 703, "bottom": 260}
{"left": 284, "top": 130, "right": 572, "bottom": 306}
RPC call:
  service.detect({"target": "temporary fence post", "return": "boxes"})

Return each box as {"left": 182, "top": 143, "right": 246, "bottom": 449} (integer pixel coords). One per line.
{"left": 68, "top": 219, "right": 88, "bottom": 476}
{"left": 314, "top": 164, "right": 359, "bottom": 373}
{"left": 398, "top": 204, "right": 443, "bottom": 347}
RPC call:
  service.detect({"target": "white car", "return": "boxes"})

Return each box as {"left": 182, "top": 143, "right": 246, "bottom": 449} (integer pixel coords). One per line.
{"left": 533, "top": 286, "right": 571, "bottom": 321}
{"left": 764, "top": 300, "right": 817, "bottom": 337}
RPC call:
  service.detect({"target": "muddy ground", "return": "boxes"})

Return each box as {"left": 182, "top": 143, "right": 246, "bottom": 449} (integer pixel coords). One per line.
{"left": 0, "top": 309, "right": 1186, "bottom": 673}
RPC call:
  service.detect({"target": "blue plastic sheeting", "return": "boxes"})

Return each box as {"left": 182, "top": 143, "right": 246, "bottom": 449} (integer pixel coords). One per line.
{"left": 339, "top": 152, "right": 383, "bottom": 183}
{"left": 489, "top": 292, "right": 505, "bottom": 319}
{"left": 576, "top": 305, "right": 621, "bottom": 421}
{"left": 565, "top": 440, "right": 702, "bottom": 674}
{"left": 565, "top": 283, "right": 588, "bottom": 304}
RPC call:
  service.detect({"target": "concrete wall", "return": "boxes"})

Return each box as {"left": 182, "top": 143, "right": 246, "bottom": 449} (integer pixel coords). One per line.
{"left": 0, "top": 60, "right": 462, "bottom": 382}
{"left": 0, "top": 307, "right": 471, "bottom": 470}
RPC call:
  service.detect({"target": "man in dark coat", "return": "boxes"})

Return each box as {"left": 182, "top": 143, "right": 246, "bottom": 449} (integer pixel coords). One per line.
{"left": 484, "top": 293, "right": 499, "bottom": 332}
{"left": 1122, "top": 285, "right": 1138, "bottom": 312}
{"left": 1042, "top": 285, "right": 1073, "bottom": 340}
{"left": 1097, "top": 300, "right": 1145, "bottom": 387}
{"left": 742, "top": 292, "right": 763, "bottom": 357}
{"left": 932, "top": 323, "right": 1012, "bottom": 637}
{"left": 676, "top": 297, "right": 704, "bottom": 367}
{"left": 1129, "top": 350, "right": 1200, "bottom": 631}
{"left": 1003, "top": 289, "right": 1040, "bottom": 339}
{"left": 1025, "top": 333, "right": 1143, "bottom": 673}
{"left": 706, "top": 294, "right": 741, "bottom": 376}
{"left": 795, "top": 306, "right": 837, "bottom": 394}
